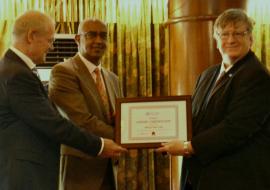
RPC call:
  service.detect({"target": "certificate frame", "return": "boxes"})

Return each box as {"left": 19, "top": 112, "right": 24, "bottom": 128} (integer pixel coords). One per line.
{"left": 115, "top": 96, "right": 192, "bottom": 148}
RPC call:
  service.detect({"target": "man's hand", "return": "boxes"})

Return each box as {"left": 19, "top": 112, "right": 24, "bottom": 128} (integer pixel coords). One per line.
{"left": 155, "top": 140, "right": 184, "bottom": 156}
{"left": 100, "top": 138, "right": 127, "bottom": 158}
{"left": 155, "top": 140, "right": 194, "bottom": 156}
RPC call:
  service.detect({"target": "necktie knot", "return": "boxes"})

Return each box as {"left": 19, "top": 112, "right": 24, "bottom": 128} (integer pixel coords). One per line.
{"left": 214, "top": 71, "right": 226, "bottom": 87}
{"left": 32, "top": 67, "right": 40, "bottom": 78}
{"left": 94, "top": 67, "right": 100, "bottom": 74}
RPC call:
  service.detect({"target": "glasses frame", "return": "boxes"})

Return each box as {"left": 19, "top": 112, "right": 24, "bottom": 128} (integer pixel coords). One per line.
{"left": 79, "top": 31, "right": 108, "bottom": 40}
{"left": 217, "top": 30, "right": 250, "bottom": 40}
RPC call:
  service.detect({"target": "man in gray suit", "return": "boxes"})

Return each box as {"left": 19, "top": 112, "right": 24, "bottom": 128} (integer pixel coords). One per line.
{"left": 49, "top": 19, "right": 121, "bottom": 190}
{"left": 0, "top": 11, "right": 126, "bottom": 190}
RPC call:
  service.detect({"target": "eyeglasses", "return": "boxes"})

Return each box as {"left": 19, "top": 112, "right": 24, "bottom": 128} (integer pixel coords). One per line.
{"left": 80, "top": 31, "right": 107, "bottom": 40}
{"left": 217, "top": 31, "right": 249, "bottom": 40}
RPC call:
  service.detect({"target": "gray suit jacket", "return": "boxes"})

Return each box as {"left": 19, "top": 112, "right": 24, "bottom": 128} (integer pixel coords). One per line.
{"left": 0, "top": 50, "right": 102, "bottom": 190}
{"left": 49, "top": 54, "right": 122, "bottom": 189}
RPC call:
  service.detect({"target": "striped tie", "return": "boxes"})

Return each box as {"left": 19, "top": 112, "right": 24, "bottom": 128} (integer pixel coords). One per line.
{"left": 203, "top": 71, "right": 227, "bottom": 110}
{"left": 214, "top": 71, "right": 226, "bottom": 88}
{"left": 208, "top": 71, "right": 227, "bottom": 98}
{"left": 94, "top": 68, "right": 112, "bottom": 123}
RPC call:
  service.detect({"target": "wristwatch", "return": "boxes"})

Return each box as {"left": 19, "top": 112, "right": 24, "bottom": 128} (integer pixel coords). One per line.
{"left": 183, "top": 141, "right": 190, "bottom": 156}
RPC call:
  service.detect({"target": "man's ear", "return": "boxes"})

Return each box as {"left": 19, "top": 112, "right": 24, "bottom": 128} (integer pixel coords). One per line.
{"left": 26, "top": 29, "right": 36, "bottom": 44}
{"left": 75, "top": 34, "right": 80, "bottom": 46}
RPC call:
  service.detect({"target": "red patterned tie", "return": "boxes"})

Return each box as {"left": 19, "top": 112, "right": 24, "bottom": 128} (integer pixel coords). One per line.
{"left": 94, "top": 68, "right": 112, "bottom": 123}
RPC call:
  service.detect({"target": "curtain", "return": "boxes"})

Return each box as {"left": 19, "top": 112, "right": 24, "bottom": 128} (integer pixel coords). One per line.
{"left": 247, "top": 0, "right": 270, "bottom": 70}
{"left": 0, "top": 0, "right": 170, "bottom": 189}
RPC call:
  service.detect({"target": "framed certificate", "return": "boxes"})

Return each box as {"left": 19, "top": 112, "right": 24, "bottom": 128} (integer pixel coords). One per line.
{"left": 115, "top": 96, "right": 192, "bottom": 148}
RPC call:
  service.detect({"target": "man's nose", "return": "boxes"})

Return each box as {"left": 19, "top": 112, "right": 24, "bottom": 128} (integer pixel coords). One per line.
{"left": 94, "top": 35, "right": 104, "bottom": 43}
{"left": 227, "top": 33, "right": 237, "bottom": 42}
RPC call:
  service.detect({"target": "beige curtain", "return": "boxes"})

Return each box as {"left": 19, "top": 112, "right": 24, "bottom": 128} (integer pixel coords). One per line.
{"left": 0, "top": 0, "right": 170, "bottom": 189}
{"left": 247, "top": 0, "right": 270, "bottom": 70}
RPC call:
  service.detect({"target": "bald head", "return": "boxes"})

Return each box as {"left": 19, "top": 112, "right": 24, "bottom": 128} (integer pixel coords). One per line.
{"left": 12, "top": 10, "right": 55, "bottom": 43}
{"left": 12, "top": 10, "right": 55, "bottom": 64}
{"left": 77, "top": 18, "right": 107, "bottom": 35}
{"left": 75, "top": 18, "right": 108, "bottom": 65}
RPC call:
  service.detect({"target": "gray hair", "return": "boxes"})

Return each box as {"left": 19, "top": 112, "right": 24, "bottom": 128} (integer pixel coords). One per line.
{"left": 213, "top": 9, "right": 254, "bottom": 39}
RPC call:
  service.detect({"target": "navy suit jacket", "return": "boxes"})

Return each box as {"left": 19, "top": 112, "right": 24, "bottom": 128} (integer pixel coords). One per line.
{"left": 182, "top": 51, "right": 270, "bottom": 190}
{"left": 0, "top": 49, "right": 102, "bottom": 190}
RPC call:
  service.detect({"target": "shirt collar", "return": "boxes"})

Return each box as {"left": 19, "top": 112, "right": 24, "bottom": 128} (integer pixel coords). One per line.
{"left": 78, "top": 52, "right": 102, "bottom": 73}
{"left": 10, "top": 46, "right": 36, "bottom": 70}
{"left": 220, "top": 62, "right": 234, "bottom": 74}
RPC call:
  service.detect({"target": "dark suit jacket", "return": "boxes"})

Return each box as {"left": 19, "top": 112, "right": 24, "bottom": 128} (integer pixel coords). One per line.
{"left": 0, "top": 49, "right": 102, "bottom": 190}
{"left": 183, "top": 51, "right": 270, "bottom": 190}
{"left": 49, "top": 54, "right": 122, "bottom": 189}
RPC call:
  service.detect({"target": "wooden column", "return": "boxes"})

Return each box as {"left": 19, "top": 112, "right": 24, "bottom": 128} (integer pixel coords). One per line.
{"left": 168, "top": 0, "right": 247, "bottom": 95}
{"left": 167, "top": 1, "right": 247, "bottom": 189}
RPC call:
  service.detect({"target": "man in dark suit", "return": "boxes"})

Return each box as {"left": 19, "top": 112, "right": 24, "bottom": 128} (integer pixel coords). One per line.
{"left": 156, "top": 9, "right": 270, "bottom": 190}
{"left": 0, "top": 10, "right": 126, "bottom": 190}
{"left": 49, "top": 19, "right": 121, "bottom": 190}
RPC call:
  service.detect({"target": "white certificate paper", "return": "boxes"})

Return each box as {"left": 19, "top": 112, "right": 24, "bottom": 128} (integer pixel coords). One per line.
{"left": 115, "top": 96, "right": 191, "bottom": 148}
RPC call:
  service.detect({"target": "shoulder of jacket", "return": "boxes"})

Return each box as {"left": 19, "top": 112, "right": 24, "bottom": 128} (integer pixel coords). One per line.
{"left": 53, "top": 57, "right": 76, "bottom": 71}
{"left": 201, "top": 64, "right": 220, "bottom": 77}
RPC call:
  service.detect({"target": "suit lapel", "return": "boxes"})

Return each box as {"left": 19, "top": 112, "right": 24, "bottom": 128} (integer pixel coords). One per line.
{"left": 5, "top": 49, "right": 48, "bottom": 97}
{"left": 72, "top": 55, "right": 116, "bottom": 114}
{"left": 192, "top": 66, "right": 220, "bottom": 129}
{"left": 208, "top": 72, "right": 231, "bottom": 99}
{"left": 194, "top": 67, "right": 220, "bottom": 111}
{"left": 204, "top": 52, "right": 253, "bottom": 109}
{"left": 31, "top": 71, "right": 48, "bottom": 97}
{"left": 72, "top": 55, "right": 100, "bottom": 99}
{"left": 202, "top": 68, "right": 220, "bottom": 101}
{"left": 209, "top": 53, "right": 250, "bottom": 100}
